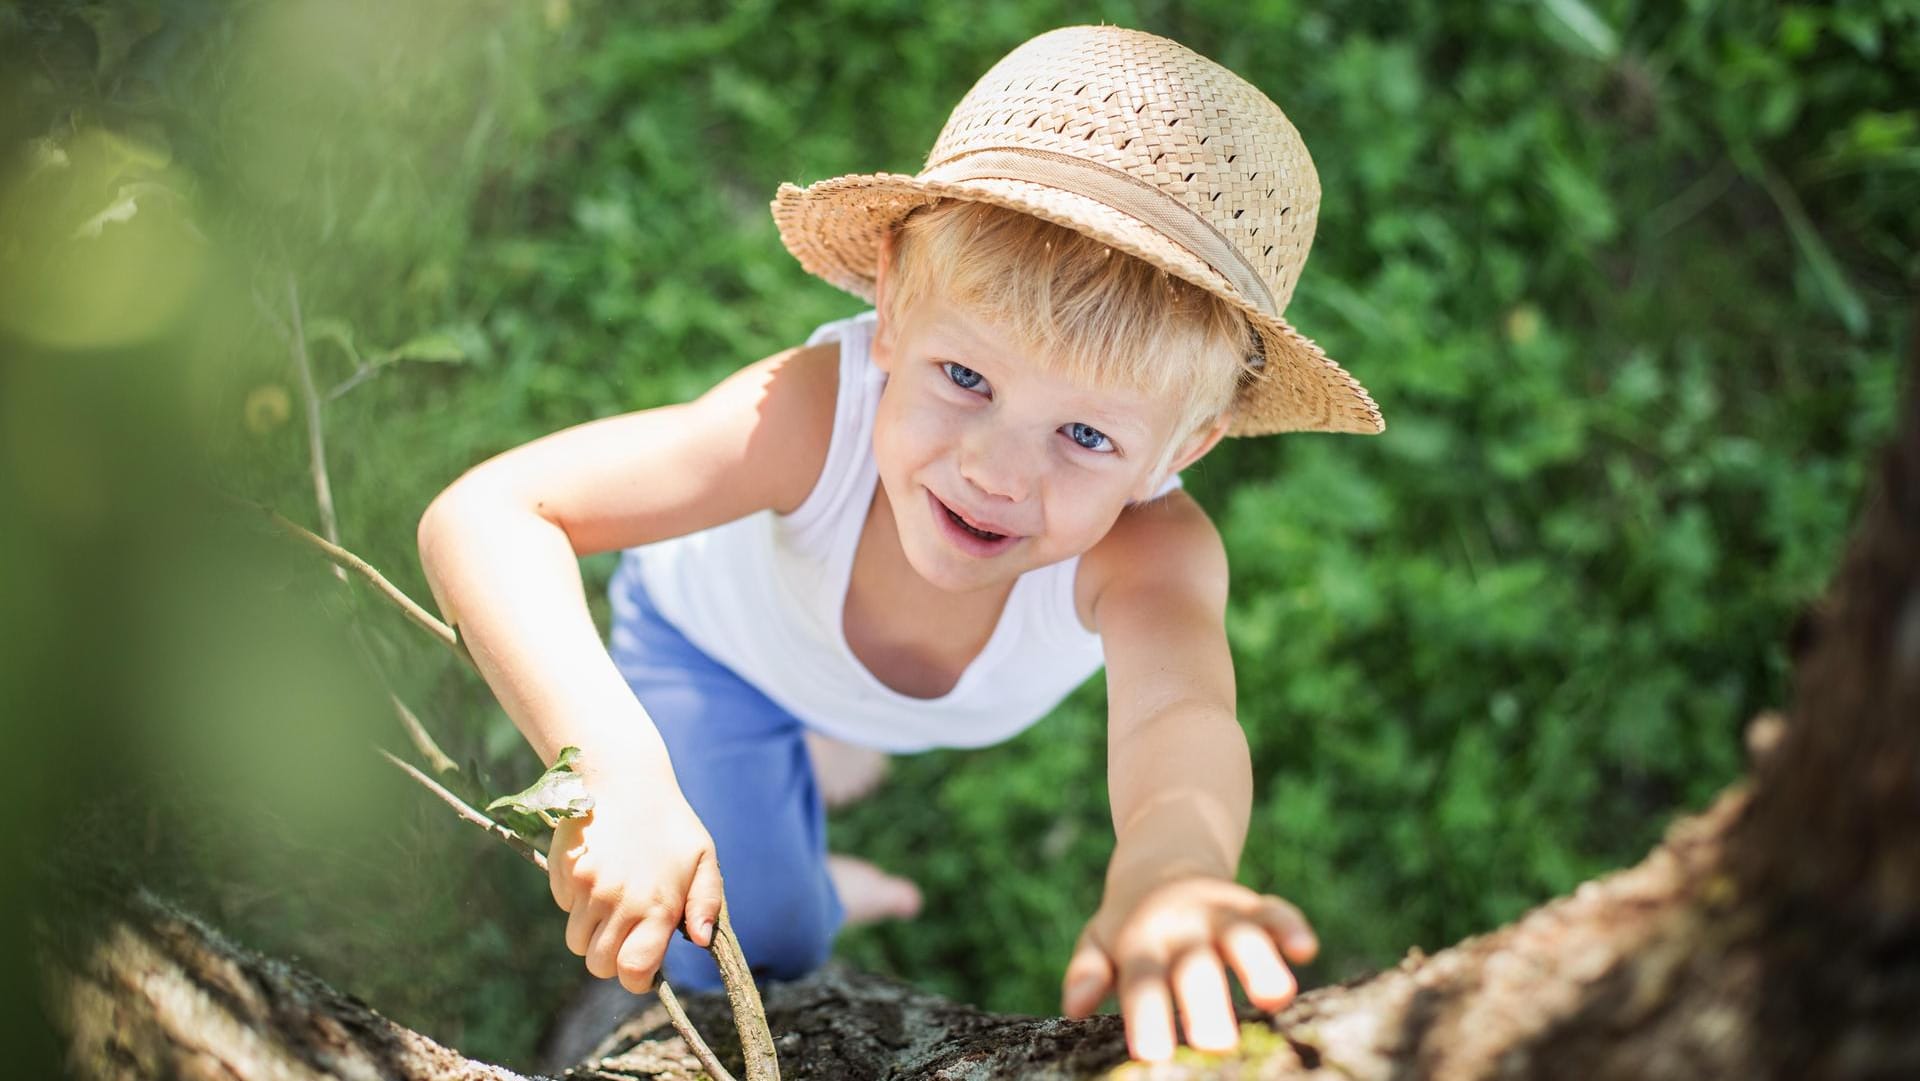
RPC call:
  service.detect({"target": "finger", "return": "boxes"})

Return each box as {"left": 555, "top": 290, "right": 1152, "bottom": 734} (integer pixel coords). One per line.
{"left": 565, "top": 887, "right": 614, "bottom": 958}
{"left": 1255, "top": 897, "right": 1319, "bottom": 964}
{"left": 683, "top": 852, "right": 726, "bottom": 949}
{"left": 616, "top": 913, "right": 676, "bottom": 994}
{"left": 587, "top": 908, "right": 639, "bottom": 980}
{"left": 1170, "top": 948, "right": 1239, "bottom": 1053}
{"left": 1118, "top": 956, "right": 1177, "bottom": 1063}
{"left": 1219, "top": 923, "right": 1298, "bottom": 1012}
{"left": 1060, "top": 930, "right": 1115, "bottom": 1019}
{"left": 547, "top": 819, "right": 590, "bottom": 911}
{"left": 549, "top": 864, "right": 572, "bottom": 912}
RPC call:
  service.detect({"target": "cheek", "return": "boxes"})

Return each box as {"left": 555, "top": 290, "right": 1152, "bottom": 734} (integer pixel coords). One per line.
{"left": 873, "top": 388, "right": 949, "bottom": 475}
{"left": 879, "top": 393, "right": 952, "bottom": 460}
{"left": 1043, "top": 479, "right": 1131, "bottom": 541}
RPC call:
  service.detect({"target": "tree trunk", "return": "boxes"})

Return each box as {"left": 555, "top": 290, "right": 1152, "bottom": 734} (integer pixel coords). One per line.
{"left": 38, "top": 318, "right": 1920, "bottom": 1079}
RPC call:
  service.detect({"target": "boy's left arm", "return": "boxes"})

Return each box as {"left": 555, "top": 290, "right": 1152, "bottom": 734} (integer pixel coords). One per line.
{"left": 1063, "top": 495, "right": 1319, "bottom": 1062}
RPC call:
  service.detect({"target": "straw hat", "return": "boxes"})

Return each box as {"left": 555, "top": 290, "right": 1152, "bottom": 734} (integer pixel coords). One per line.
{"left": 770, "top": 24, "right": 1382, "bottom": 437}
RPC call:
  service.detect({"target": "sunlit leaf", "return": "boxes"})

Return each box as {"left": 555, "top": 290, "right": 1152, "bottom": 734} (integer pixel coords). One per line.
{"left": 1538, "top": 0, "right": 1619, "bottom": 61}
{"left": 485, "top": 745, "right": 593, "bottom": 830}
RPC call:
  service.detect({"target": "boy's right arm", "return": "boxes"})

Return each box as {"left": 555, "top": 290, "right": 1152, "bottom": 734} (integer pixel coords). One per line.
{"left": 415, "top": 341, "right": 837, "bottom": 992}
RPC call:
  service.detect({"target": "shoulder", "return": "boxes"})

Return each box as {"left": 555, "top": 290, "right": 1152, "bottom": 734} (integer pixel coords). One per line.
{"left": 1072, "top": 490, "right": 1229, "bottom": 634}
{"left": 696, "top": 339, "right": 841, "bottom": 516}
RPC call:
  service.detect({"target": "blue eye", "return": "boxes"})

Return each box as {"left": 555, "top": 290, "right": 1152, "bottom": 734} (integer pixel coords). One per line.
{"left": 943, "top": 362, "right": 988, "bottom": 394}
{"left": 1062, "top": 422, "right": 1114, "bottom": 453}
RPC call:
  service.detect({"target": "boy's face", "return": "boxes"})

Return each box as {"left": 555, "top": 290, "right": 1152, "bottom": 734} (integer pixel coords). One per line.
{"left": 868, "top": 290, "right": 1225, "bottom": 596}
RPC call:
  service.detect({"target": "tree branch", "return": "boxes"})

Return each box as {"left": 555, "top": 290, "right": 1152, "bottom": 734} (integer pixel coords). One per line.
{"left": 233, "top": 481, "right": 780, "bottom": 1078}
{"left": 222, "top": 491, "right": 466, "bottom": 661}
{"left": 283, "top": 272, "right": 345, "bottom": 577}
{"left": 392, "top": 692, "right": 462, "bottom": 778}
{"left": 658, "top": 981, "right": 740, "bottom": 1081}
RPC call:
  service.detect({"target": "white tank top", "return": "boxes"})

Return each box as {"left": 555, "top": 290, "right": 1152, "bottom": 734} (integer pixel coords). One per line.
{"left": 609, "top": 309, "right": 1179, "bottom": 753}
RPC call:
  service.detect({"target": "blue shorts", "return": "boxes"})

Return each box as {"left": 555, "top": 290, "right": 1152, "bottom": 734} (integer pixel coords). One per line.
{"left": 606, "top": 564, "right": 844, "bottom": 990}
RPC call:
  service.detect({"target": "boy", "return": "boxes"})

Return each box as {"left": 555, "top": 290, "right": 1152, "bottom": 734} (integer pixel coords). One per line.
{"left": 416, "top": 24, "right": 1383, "bottom": 1063}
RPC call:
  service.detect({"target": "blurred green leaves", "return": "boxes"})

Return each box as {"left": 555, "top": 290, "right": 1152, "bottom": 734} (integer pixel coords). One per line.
{"left": 0, "top": 127, "right": 208, "bottom": 348}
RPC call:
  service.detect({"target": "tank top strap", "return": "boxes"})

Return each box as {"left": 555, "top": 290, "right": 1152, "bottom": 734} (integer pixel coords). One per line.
{"left": 782, "top": 309, "right": 884, "bottom": 558}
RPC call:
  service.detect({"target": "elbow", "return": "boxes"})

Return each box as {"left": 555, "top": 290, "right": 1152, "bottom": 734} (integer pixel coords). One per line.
{"left": 416, "top": 485, "right": 468, "bottom": 559}
{"left": 417, "top": 475, "right": 574, "bottom": 571}
{"left": 417, "top": 477, "right": 504, "bottom": 564}
{"left": 415, "top": 479, "right": 518, "bottom": 628}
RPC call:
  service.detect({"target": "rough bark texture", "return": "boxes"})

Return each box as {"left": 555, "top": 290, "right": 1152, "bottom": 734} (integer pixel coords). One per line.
{"left": 41, "top": 887, "right": 523, "bottom": 1081}
{"left": 36, "top": 321, "right": 1920, "bottom": 1078}
{"left": 35, "top": 777, "right": 1857, "bottom": 1081}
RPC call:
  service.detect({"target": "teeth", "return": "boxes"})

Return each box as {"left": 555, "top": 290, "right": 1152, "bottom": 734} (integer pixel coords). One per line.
{"left": 946, "top": 505, "right": 1003, "bottom": 540}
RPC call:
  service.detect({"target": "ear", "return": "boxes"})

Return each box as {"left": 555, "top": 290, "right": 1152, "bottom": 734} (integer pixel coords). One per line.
{"left": 1139, "top": 413, "right": 1231, "bottom": 500}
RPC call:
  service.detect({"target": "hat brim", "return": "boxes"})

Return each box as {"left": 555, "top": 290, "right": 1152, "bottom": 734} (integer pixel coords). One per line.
{"left": 771, "top": 172, "right": 1384, "bottom": 437}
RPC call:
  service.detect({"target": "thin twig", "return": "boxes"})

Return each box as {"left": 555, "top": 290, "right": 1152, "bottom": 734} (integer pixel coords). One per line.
{"left": 325, "top": 364, "right": 378, "bottom": 403}
{"left": 222, "top": 491, "right": 467, "bottom": 660}
{"left": 271, "top": 506, "right": 779, "bottom": 1075}
{"left": 252, "top": 275, "right": 781, "bottom": 1074}
{"left": 391, "top": 692, "right": 461, "bottom": 776}
{"left": 658, "top": 981, "right": 739, "bottom": 1081}
{"left": 284, "top": 273, "right": 344, "bottom": 576}
{"left": 380, "top": 749, "right": 548, "bottom": 871}
{"left": 346, "top": 619, "right": 464, "bottom": 794}
{"left": 269, "top": 275, "right": 469, "bottom": 792}
{"left": 250, "top": 283, "right": 292, "bottom": 340}
{"left": 379, "top": 749, "right": 768, "bottom": 1080}
{"left": 1641, "top": 157, "right": 1736, "bottom": 240}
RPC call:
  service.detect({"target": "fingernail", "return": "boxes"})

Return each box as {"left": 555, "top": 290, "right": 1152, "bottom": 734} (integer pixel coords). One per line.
{"left": 699, "top": 918, "right": 714, "bottom": 942}
{"left": 1137, "top": 1035, "right": 1173, "bottom": 1062}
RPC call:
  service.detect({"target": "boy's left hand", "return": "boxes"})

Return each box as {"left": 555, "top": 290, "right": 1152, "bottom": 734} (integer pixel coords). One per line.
{"left": 1061, "top": 876, "right": 1319, "bottom": 1062}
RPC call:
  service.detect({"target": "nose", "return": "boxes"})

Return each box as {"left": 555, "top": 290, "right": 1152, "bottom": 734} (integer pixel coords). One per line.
{"left": 956, "top": 421, "right": 1031, "bottom": 503}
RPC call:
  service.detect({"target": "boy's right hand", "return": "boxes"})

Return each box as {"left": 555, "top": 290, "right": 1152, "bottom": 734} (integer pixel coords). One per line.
{"left": 548, "top": 781, "right": 725, "bottom": 994}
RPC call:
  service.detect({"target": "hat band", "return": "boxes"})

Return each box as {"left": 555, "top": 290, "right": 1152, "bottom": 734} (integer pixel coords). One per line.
{"left": 919, "top": 146, "right": 1278, "bottom": 318}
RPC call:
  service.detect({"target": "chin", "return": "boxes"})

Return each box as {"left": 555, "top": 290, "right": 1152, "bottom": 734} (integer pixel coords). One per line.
{"left": 901, "top": 538, "right": 1007, "bottom": 594}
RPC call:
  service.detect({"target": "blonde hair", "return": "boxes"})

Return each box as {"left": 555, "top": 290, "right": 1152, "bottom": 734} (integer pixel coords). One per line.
{"left": 879, "top": 199, "right": 1256, "bottom": 467}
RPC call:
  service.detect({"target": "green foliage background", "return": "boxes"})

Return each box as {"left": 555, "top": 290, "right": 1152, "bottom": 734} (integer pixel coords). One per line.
{"left": 2, "top": 0, "right": 1915, "bottom": 1071}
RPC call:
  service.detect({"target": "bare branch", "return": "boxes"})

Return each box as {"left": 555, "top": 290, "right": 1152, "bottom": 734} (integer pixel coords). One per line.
{"left": 380, "top": 748, "right": 549, "bottom": 871}
{"left": 391, "top": 692, "right": 461, "bottom": 777}
{"left": 238, "top": 296, "right": 786, "bottom": 1073}
{"left": 325, "top": 364, "right": 379, "bottom": 403}
{"left": 658, "top": 981, "right": 739, "bottom": 1081}
{"left": 378, "top": 749, "right": 777, "bottom": 1078}
{"left": 283, "top": 273, "right": 345, "bottom": 578}
{"left": 222, "top": 491, "right": 468, "bottom": 661}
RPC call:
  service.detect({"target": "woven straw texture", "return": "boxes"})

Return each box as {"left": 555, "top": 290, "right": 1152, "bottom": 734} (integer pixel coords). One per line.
{"left": 771, "top": 24, "right": 1383, "bottom": 437}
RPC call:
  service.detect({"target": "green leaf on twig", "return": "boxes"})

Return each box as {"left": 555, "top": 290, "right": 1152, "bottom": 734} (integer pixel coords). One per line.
{"left": 485, "top": 745, "right": 594, "bottom": 835}
{"left": 305, "top": 316, "right": 362, "bottom": 366}
{"left": 371, "top": 329, "right": 469, "bottom": 366}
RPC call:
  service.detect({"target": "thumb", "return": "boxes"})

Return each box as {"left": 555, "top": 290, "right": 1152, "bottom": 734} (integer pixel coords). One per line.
{"left": 683, "top": 850, "right": 727, "bottom": 949}
{"left": 1061, "top": 928, "right": 1115, "bottom": 1019}
{"left": 546, "top": 817, "right": 586, "bottom": 912}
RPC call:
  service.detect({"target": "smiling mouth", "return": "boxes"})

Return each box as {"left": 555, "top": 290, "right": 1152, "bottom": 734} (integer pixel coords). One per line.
{"left": 944, "top": 503, "right": 1005, "bottom": 541}
{"left": 930, "top": 492, "right": 1016, "bottom": 542}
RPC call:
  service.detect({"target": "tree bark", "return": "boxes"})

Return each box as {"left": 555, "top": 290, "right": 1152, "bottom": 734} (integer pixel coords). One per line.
{"left": 37, "top": 320, "right": 1920, "bottom": 1079}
